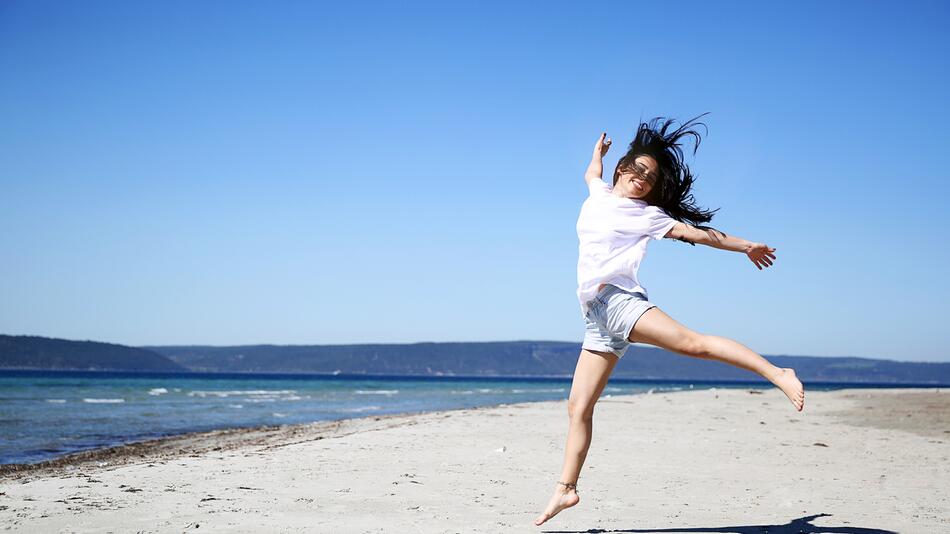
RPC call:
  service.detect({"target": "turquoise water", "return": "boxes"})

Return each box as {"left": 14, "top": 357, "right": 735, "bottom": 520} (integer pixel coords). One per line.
{"left": 0, "top": 370, "right": 932, "bottom": 465}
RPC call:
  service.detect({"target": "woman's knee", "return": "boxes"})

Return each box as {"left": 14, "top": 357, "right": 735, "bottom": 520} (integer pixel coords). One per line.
{"left": 677, "top": 333, "right": 713, "bottom": 359}
{"left": 567, "top": 397, "right": 595, "bottom": 421}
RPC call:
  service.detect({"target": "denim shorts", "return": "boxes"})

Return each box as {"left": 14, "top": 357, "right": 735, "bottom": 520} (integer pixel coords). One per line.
{"left": 582, "top": 284, "right": 657, "bottom": 358}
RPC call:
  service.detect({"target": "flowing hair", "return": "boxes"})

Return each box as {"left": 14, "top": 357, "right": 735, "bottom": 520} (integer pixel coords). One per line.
{"left": 613, "top": 114, "right": 721, "bottom": 243}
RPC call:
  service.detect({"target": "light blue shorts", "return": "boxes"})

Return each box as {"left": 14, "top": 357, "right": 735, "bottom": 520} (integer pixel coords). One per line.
{"left": 582, "top": 284, "right": 657, "bottom": 358}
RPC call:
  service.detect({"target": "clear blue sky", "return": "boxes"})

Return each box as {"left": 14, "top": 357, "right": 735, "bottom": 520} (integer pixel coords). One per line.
{"left": 1, "top": 1, "right": 947, "bottom": 361}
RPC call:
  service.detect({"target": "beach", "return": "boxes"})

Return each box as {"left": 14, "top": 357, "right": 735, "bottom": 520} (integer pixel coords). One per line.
{"left": 1, "top": 387, "right": 947, "bottom": 533}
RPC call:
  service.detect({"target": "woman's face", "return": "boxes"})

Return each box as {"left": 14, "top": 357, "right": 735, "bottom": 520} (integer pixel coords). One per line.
{"left": 614, "top": 155, "right": 659, "bottom": 200}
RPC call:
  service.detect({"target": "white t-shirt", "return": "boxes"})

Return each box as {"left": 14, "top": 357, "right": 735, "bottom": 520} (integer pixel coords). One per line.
{"left": 576, "top": 178, "right": 678, "bottom": 316}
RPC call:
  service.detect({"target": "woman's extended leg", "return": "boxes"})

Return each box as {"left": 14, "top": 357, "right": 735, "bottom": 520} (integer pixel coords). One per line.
{"left": 629, "top": 307, "right": 805, "bottom": 411}
{"left": 534, "top": 348, "right": 619, "bottom": 526}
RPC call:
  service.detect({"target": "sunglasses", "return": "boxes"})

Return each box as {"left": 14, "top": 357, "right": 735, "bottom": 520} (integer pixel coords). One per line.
{"left": 620, "top": 162, "right": 658, "bottom": 184}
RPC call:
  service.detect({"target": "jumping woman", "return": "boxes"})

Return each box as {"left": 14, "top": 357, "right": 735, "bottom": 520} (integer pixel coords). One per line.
{"left": 534, "top": 115, "right": 805, "bottom": 527}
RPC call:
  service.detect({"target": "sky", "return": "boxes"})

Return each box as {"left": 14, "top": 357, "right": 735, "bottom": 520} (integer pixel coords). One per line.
{"left": 1, "top": 1, "right": 948, "bottom": 362}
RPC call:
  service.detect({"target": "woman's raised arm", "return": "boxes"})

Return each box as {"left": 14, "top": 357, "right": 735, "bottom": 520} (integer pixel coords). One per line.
{"left": 665, "top": 222, "right": 777, "bottom": 270}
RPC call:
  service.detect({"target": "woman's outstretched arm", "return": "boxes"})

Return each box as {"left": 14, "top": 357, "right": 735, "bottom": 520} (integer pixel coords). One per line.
{"left": 664, "top": 222, "right": 777, "bottom": 270}
{"left": 584, "top": 133, "right": 611, "bottom": 185}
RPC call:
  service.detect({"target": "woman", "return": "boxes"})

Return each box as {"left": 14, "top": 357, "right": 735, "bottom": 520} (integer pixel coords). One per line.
{"left": 534, "top": 116, "right": 805, "bottom": 527}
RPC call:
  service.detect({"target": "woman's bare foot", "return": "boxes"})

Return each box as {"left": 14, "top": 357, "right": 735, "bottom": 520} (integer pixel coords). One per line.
{"left": 768, "top": 367, "right": 805, "bottom": 411}
{"left": 533, "top": 483, "right": 580, "bottom": 526}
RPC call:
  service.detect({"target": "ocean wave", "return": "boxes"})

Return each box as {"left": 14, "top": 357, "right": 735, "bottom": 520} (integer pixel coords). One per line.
{"left": 341, "top": 405, "right": 382, "bottom": 412}
{"left": 228, "top": 404, "right": 243, "bottom": 409}
{"left": 148, "top": 388, "right": 168, "bottom": 396}
{"left": 188, "top": 389, "right": 298, "bottom": 398}
{"left": 511, "top": 388, "right": 566, "bottom": 394}
{"left": 354, "top": 390, "right": 398, "bottom": 395}
{"left": 83, "top": 398, "right": 125, "bottom": 403}
{"left": 272, "top": 412, "right": 288, "bottom": 418}
{"left": 45, "top": 399, "right": 66, "bottom": 403}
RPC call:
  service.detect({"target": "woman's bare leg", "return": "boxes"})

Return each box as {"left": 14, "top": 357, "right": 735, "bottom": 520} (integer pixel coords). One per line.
{"left": 534, "top": 348, "right": 619, "bottom": 526}
{"left": 629, "top": 307, "right": 805, "bottom": 411}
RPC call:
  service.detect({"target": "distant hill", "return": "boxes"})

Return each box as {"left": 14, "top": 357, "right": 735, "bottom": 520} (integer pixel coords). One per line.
{"left": 145, "top": 341, "right": 950, "bottom": 384}
{"left": 0, "top": 335, "right": 187, "bottom": 372}
{"left": 2, "top": 335, "right": 947, "bottom": 383}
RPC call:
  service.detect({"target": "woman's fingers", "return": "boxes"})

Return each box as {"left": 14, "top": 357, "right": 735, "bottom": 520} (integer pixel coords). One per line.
{"left": 749, "top": 253, "right": 775, "bottom": 269}
{"left": 748, "top": 244, "right": 777, "bottom": 267}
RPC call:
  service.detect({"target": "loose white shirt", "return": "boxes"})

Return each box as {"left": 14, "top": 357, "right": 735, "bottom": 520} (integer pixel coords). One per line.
{"left": 576, "top": 178, "right": 678, "bottom": 316}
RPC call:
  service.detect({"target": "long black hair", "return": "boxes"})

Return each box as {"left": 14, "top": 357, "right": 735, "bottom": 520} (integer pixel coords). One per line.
{"left": 612, "top": 114, "right": 720, "bottom": 240}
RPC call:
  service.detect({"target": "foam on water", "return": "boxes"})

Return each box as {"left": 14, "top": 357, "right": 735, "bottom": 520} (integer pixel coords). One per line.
{"left": 188, "top": 389, "right": 298, "bottom": 398}
{"left": 340, "top": 405, "right": 383, "bottom": 412}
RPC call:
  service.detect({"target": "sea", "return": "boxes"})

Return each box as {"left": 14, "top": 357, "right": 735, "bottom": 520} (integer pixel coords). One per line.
{"left": 1, "top": 370, "right": 944, "bottom": 466}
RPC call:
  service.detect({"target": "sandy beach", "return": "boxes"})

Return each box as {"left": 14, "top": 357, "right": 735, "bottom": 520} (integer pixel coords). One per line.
{"left": 1, "top": 387, "right": 948, "bottom": 533}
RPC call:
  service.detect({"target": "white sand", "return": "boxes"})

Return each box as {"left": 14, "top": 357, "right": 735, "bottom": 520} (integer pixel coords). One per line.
{"left": 2, "top": 387, "right": 948, "bottom": 533}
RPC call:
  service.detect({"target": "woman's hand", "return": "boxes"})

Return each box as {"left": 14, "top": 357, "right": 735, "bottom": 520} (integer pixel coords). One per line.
{"left": 593, "top": 132, "right": 611, "bottom": 158}
{"left": 746, "top": 243, "right": 777, "bottom": 270}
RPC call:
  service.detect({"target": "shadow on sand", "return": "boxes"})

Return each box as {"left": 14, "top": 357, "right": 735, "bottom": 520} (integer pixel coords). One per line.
{"left": 541, "top": 513, "right": 897, "bottom": 534}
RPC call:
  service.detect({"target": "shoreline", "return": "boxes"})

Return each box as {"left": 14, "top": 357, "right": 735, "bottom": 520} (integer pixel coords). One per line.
{"left": 4, "top": 384, "right": 737, "bottom": 477}
{"left": 2, "top": 386, "right": 945, "bottom": 480}
{"left": 5, "top": 376, "right": 947, "bottom": 475}
{"left": 0, "top": 405, "right": 468, "bottom": 480}
{"left": 1, "top": 382, "right": 753, "bottom": 476}
{"left": 1, "top": 386, "right": 947, "bottom": 532}
{"left": 0, "top": 383, "right": 812, "bottom": 475}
